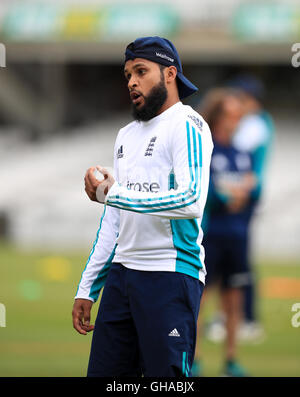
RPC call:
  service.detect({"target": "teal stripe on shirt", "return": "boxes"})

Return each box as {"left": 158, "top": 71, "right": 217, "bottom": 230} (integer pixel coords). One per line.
{"left": 107, "top": 121, "right": 199, "bottom": 208}
{"left": 106, "top": 126, "right": 203, "bottom": 214}
{"left": 171, "top": 129, "right": 203, "bottom": 278}
{"left": 75, "top": 205, "right": 107, "bottom": 296}
{"left": 108, "top": 123, "right": 201, "bottom": 211}
{"left": 89, "top": 243, "right": 117, "bottom": 301}
{"left": 107, "top": 199, "right": 199, "bottom": 213}
{"left": 108, "top": 120, "right": 194, "bottom": 204}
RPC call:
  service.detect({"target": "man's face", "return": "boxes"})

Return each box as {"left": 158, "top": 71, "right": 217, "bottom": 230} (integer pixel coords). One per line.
{"left": 214, "top": 96, "right": 243, "bottom": 144}
{"left": 124, "top": 58, "right": 168, "bottom": 121}
{"left": 217, "top": 96, "right": 243, "bottom": 139}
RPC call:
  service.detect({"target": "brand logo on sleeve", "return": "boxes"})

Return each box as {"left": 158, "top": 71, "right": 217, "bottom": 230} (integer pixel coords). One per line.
{"left": 188, "top": 115, "right": 203, "bottom": 131}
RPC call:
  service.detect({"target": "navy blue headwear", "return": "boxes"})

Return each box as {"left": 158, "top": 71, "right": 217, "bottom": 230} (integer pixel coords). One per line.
{"left": 124, "top": 36, "right": 198, "bottom": 100}
{"left": 227, "top": 74, "right": 265, "bottom": 102}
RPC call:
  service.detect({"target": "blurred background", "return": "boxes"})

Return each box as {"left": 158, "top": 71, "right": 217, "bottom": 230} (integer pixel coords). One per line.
{"left": 0, "top": 0, "right": 299, "bottom": 376}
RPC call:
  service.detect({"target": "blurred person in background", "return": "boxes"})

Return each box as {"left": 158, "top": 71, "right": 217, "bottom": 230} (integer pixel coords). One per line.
{"left": 204, "top": 76, "right": 274, "bottom": 344}
{"left": 229, "top": 75, "right": 274, "bottom": 341}
{"left": 193, "top": 88, "right": 259, "bottom": 376}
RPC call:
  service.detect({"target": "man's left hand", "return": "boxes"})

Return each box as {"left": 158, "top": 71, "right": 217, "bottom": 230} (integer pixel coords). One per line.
{"left": 84, "top": 166, "right": 115, "bottom": 203}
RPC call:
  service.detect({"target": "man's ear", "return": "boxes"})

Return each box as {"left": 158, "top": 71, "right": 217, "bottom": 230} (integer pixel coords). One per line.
{"left": 165, "top": 66, "right": 177, "bottom": 84}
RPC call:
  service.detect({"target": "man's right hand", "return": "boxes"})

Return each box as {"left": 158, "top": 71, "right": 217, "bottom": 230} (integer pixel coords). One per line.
{"left": 72, "top": 298, "right": 95, "bottom": 335}
{"left": 84, "top": 166, "right": 115, "bottom": 204}
{"left": 227, "top": 187, "right": 249, "bottom": 213}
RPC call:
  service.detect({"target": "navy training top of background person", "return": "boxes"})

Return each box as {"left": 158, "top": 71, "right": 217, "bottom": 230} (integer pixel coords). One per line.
{"left": 203, "top": 142, "right": 259, "bottom": 239}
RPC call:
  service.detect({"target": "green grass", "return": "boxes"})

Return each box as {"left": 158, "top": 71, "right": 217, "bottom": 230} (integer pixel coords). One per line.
{"left": 197, "top": 258, "right": 300, "bottom": 377}
{"left": 0, "top": 241, "right": 300, "bottom": 377}
{"left": 0, "top": 242, "right": 99, "bottom": 376}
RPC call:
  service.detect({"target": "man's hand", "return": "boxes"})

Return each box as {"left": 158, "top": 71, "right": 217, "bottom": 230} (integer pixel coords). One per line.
{"left": 227, "top": 187, "right": 249, "bottom": 213}
{"left": 225, "top": 172, "right": 257, "bottom": 213}
{"left": 72, "top": 298, "right": 95, "bottom": 335}
{"left": 84, "top": 166, "right": 115, "bottom": 203}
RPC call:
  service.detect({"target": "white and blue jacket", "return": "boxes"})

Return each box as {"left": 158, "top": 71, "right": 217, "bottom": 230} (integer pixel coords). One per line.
{"left": 75, "top": 101, "right": 213, "bottom": 301}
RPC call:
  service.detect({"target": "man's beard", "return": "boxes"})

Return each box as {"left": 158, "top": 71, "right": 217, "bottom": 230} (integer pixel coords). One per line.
{"left": 131, "top": 78, "right": 168, "bottom": 122}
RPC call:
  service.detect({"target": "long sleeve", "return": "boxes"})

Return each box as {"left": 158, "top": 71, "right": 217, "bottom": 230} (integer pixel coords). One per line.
{"left": 105, "top": 119, "right": 213, "bottom": 219}
{"left": 75, "top": 143, "right": 120, "bottom": 302}
{"left": 75, "top": 204, "right": 119, "bottom": 302}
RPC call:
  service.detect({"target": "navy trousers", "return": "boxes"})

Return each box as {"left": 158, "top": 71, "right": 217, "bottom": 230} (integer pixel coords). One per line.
{"left": 87, "top": 262, "right": 204, "bottom": 377}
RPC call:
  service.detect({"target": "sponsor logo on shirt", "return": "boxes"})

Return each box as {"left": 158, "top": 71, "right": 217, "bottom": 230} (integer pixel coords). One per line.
{"left": 127, "top": 180, "right": 160, "bottom": 193}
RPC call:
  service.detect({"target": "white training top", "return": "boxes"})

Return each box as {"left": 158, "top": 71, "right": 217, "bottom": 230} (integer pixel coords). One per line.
{"left": 232, "top": 114, "right": 269, "bottom": 152}
{"left": 75, "top": 101, "right": 213, "bottom": 302}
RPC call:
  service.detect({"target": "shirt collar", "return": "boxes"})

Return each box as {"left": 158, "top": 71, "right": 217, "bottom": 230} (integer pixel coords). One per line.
{"left": 140, "top": 101, "right": 183, "bottom": 126}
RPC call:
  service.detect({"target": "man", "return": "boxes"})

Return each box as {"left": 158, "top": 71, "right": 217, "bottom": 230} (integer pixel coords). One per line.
{"left": 72, "top": 36, "right": 213, "bottom": 377}
{"left": 193, "top": 88, "right": 258, "bottom": 376}
{"left": 204, "top": 76, "right": 273, "bottom": 346}
{"left": 230, "top": 75, "right": 273, "bottom": 340}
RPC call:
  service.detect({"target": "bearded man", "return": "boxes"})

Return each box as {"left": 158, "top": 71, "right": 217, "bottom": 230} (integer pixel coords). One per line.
{"left": 72, "top": 36, "right": 213, "bottom": 377}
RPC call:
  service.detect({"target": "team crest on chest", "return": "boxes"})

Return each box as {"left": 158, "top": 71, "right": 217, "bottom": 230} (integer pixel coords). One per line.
{"left": 145, "top": 136, "right": 157, "bottom": 157}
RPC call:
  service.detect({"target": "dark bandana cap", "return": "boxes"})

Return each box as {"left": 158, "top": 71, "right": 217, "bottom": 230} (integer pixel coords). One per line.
{"left": 125, "top": 36, "right": 198, "bottom": 100}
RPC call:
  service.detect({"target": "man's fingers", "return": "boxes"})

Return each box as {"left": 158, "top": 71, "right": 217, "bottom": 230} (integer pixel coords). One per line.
{"left": 83, "top": 310, "right": 91, "bottom": 325}
{"left": 84, "top": 165, "right": 114, "bottom": 203}
{"left": 81, "top": 324, "right": 95, "bottom": 333}
{"left": 82, "top": 304, "right": 95, "bottom": 332}
{"left": 85, "top": 167, "right": 96, "bottom": 179}
{"left": 85, "top": 167, "right": 98, "bottom": 186}
{"left": 96, "top": 165, "right": 107, "bottom": 175}
{"left": 86, "top": 165, "right": 111, "bottom": 185}
{"left": 84, "top": 169, "right": 95, "bottom": 190}
{"left": 85, "top": 177, "right": 94, "bottom": 194}
{"left": 72, "top": 312, "right": 87, "bottom": 335}
{"left": 73, "top": 313, "right": 94, "bottom": 334}
{"left": 96, "top": 166, "right": 111, "bottom": 180}
{"left": 84, "top": 182, "right": 96, "bottom": 201}
{"left": 84, "top": 167, "right": 101, "bottom": 201}
{"left": 72, "top": 299, "right": 94, "bottom": 335}
{"left": 72, "top": 306, "right": 89, "bottom": 335}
